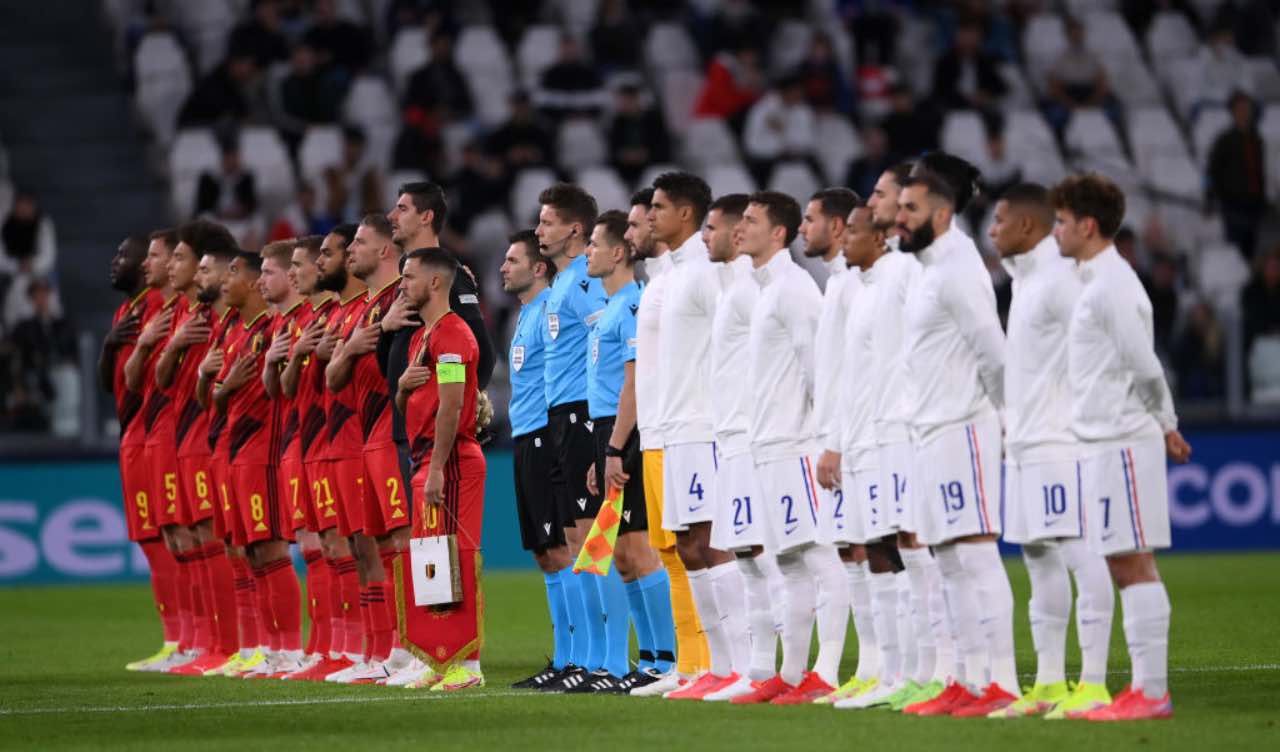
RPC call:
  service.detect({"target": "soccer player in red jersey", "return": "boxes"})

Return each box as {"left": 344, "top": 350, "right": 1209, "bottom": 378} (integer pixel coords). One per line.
{"left": 396, "top": 247, "right": 486, "bottom": 691}
{"left": 212, "top": 250, "right": 305, "bottom": 677}
{"left": 159, "top": 221, "right": 243, "bottom": 675}
{"left": 101, "top": 235, "right": 179, "bottom": 672}
{"left": 325, "top": 214, "right": 412, "bottom": 684}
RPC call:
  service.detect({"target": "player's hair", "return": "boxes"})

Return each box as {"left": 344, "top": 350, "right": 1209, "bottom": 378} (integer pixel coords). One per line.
{"left": 329, "top": 222, "right": 358, "bottom": 247}
{"left": 594, "top": 209, "right": 635, "bottom": 265}
{"left": 397, "top": 180, "right": 448, "bottom": 233}
{"left": 259, "top": 238, "right": 296, "bottom": 267}
{"left": 999, "top": 182, "right": 1055, "bottom": 228}
{"left": 509, "top": 228, "right": 554, "bottom": 281}
{"left": 709, "top": 192, "right": 749, "bottom": 219}
{"left": 652, "top": 171, "right": 712, "bottom": 226}
{"left": 149, "top": 228, "right": 179, "bottom": 251}
{"left": 538, "top": 182, "right": 598, "bottom": 233}
{"left": 810, "top": 187, "right": 859, "bottom": 221}
{"left": 886, "top": 161, "right": 914, "bottom": 187}
{"left": 405, "top": 246, "right": 458, "bottom": 282}
{"left": 295, "top": 234, "right": 324, "bottom": 259}
{"left": 913, "top": 151, "right": 981, "bottom": 212}
{"left": 233, "top": 249, "right": 264, "bottom": 273}
{"left": 747, "top": 190, "right": 803, "bottom": 245}
{"left": 630, "top": 187, "right": 654, "bottom": 208}
{"left": 177, "top": 219, "right": 238, "bottom": 257}
{"left": 902, "top": 172, "right": 957, "bottom": 208}
{"left": 1049, "top": 173, "right": 1126, "bottom": 239}
{"left": 359, "top": 213, "right": 396, "bottom": 242}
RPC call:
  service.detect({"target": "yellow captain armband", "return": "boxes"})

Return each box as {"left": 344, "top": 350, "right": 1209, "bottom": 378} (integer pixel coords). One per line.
{"left": 436, "top": 354, "right": 466, "bottom": 384}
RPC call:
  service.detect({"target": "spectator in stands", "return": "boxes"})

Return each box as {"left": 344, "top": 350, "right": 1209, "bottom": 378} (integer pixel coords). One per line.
{"left": 323, "top": 126, "right": 384, "bottom": 221}
{"left": 1, "top": 191, "right": 57, "bottom": 280}
{"left": 744, "top": 72, "right": 815, "bottom": 160}
{"left": 1208, "top": 91, "right": 1268, "bottom": 259}
{"left": 404, "top": 30, "right": 474, "bottom": 124}
{"left": 178, "top": 46, "right": 264, "bottom": 128}
{"left": 449, "top": 142, "right": 507, "bottom": 235}
{"left": 196, "top": 137, "right": 258, "bottom": 222}
{"left": 931, "top": 18, "right": 1007, "bottom": 115}
{"left": 276, "top": 42, "right": 345, "bottom": 148}
{"left": 839, "top": 0, "right": 900, "bottom": 66}
{"left": 227, "top": 0, "right": 290, "bottom": 68}
{"left": 1242, "top": 246, "right": 1280, "bottom": 354}
{"left": 797, "top": 32, "right": 854, "bottom": 115}
{"left": 10, "top": 277, "right": 75, "bottom": 425}
{"left": 1173, "top": 299, "right": 1226, "bottom": 399}
{"left": 268, "top": 181, "right": 338, "bottom": 240}
{"left": 845, "top": 124, "right": 892, "bottom": 198}
{"left": 880, "top": 84, "right": 940, "bottom": 161}
{"left": 693, "top": 41, "right": 763, "bottom": 127}
{"left": 1148, "top": 254, "right": 1181, "bottom": 358}
{"left": 1116, "top": 226, "right": 1147, "bottom": 278}
{"left": 1212, "top": 0, "right": 1277, "bottom": 57}
{"left": 302, "top": 0, "right": 373, "bottom": 80}
{"left": 537, "top": 34, "right": 606, "bottom": 120}
{"left": 1122, "top": 0, "right": 1203, "bottom": 40}
{"left": 1043, "top": 17, "right": 1123, "bottom": 136}
{"left": 1192, "top": 25, "right": 1255, "bottom": 120}
{"left": 486, "top": 90, "right": 555, "bottom": 171}
{"left": 608, "top": 83, "right": 672, "bottom": 186}
{"left": 701, "top": 0, "right": 771, "bottom": 60}
{"left": 591, "top": 0, "right": 642, "bottom": 74}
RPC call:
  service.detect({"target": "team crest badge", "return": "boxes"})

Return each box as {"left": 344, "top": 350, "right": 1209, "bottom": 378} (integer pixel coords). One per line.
{"left": 548, "top": 313, "right": 560, "bottom": 339}
{"left": 512, "top": 345, "right": 525, "bottom": 371}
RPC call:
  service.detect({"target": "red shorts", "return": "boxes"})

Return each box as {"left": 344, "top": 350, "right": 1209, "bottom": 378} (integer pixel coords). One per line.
{"left": 411, "top": 443, "right": 486, "bottom": 542}
{"left": 146, "top": 446, "right": 181, "bottom": 529}
{"left": 119, "top": 444, "right": 159, "bottom": 542}
{"left": 177, "top": 455, "right": 216, "bottom": 526}
{"left": 331, "top": 455, "right": 367, "bottom": 537}
{"left": 363, "top": 443, "right": 409, "bottom": 535}
{"left": 230, "top": 463, "right": 283, "bottom": 547}
{"left": 278, "top": 453, "right": 308, "bottom": 537}
{"left": 302, "top": 461, "right": 335, "bottom": 532}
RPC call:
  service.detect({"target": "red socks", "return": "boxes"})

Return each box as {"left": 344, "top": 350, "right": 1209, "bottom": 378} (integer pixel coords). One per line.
{"left": 139, "top": 539, "right": 180, "bottom": 643}
{"left": 380, "top": 549, "right": 406, "bottom": 646}
{"left": 332, "top": 557, "right": 362, "bottom": 656}
{"left": 185, "top": 550, "right": 213, "bottom": 652}
{"left": 204, "top": 543, "right": 239, "bottom": 654}
{"left": 262, "top": 557, "right": 302, "bottom": 651}
{"left": 230, "top": 555, "right": 261, "bottom": 651}
{"left": 173, "top": 550, "right": 195, "bottom": 651}
{"left": 304, "top": 551, "right": 331, "bottom": 656}
{"left": 362, "top": 582, "right": 393, "bottom": 662}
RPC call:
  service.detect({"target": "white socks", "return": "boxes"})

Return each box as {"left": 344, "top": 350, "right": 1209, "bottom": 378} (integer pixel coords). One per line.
{"left": 687, "top": 568, "right": 733, "bottom": 677}
{"left": 933, "top": 544, "right": 986, "bottom": 690}
{"left": 775, "top": 550, "right": 815, "bottom": 686}
{"left": 845, "top": 560, "right": 880, "bottom": 681}
{"left": 1023, "top": 542, "right": 1070, "bottom": 686}
{"left": 924, "top": 555, "right": 956, "bottom": 684}
{"left": 804, "top": 544, "right": 850, "bottom": 687}
{"left": 900, "top": 547, "right": 937, "bottom": 684}
{"left": 708, "top": 561, "right": 750, "bottom": 676}
{"left": 895, "top": 570, "right": 917, "bottom": 681}
{"left": 956, "top": 540, "right": 1018, "bottom": 696}
{"left": 1061, "top": 538, "right": 1115, "bottom": 685}
{"left": 1120, "top": 581, "right": 1171, "bottom": 699}
{"left": 869, "top": 570, "right": 901, "bottom": 684}
{"left": 737, "top": 555, "right": 779, "bottom": 680}
{"left": 760, "top": 553, "right": 788, "bottom": 636}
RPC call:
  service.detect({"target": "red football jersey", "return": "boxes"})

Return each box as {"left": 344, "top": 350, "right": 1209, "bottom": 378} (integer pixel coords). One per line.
{"left": 269, "top": 299, "right": 310, "bottom": 465}
{"left": 206, "top": 307, "right": 240, "bottom": 459}
{"left": 217, "top": 309, "right": 274, "bottom": 466}
{"left": 172, "top": 300, "right": 216, "bottom": 458}
{"left": 351, "top": 278, "right": 400, "bottom": 449}
{"left": 114, "top": 288, "right": 168, "bottom": 448}
{"left": 296, "top": 295, "right": 337, "bottom": 464}
{"left": 406, "top": 312, "right": 480, "bottom": 472}
{"left": 324, "top": 291, "right": 369, "bottom": 460}
{"left": 141, "top": 293, "right": 184, "bottom": 451}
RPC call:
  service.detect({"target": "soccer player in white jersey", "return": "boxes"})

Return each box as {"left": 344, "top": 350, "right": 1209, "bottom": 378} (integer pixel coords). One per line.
{"left": 731, "top": 191, "right": 850, "bottom": 705}
{"left": 649, "top": 172, "right": 750, "bottom": 701}
{"left": 1051, "top": 173, "right": 1190, "bottom": 721}
{"left": 894, "top": 171, "right": 1020, "bottom": 717}
{"left": 985, "top": 183, "right": 1117, "bottom": 719}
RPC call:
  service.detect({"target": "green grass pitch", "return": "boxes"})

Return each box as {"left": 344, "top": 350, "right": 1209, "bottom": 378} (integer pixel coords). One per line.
{"left": 1, "top": 553, "right": 1278, "bottom": 751}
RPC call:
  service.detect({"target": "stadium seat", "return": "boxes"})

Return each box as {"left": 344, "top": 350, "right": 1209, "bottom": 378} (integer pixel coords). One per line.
{"left": 941, "top": 110, "right": 988, "bottom": 166}
{"left": 1064, "top": 108, "right": 1127, "bottom": 164}
{"left": 1065, "top": 0, "right": 1119, "bottom": 14}
{"left": 1128, "top": 107, "right": 1191, "bottom": 172}
{"left": 767, "top": 161, "right": 820, "bottom": 205}
{"left": 1083, "top": 11, "right": 1142, "bottom": 62}
{"left": 770, "top": 20, "right": 813, "bottom": 77}
{"left": 1006, "top": 109, "right": 1058, "bottom": 155}
{"left": 1192, "top": 106, "right": 1232, "bottom": 167}
{"left": 1146, "top": 11, "right": 1199, "bottom": 68}
{"left": 999, "top": 63, "right": 1035, "bottom": 109}
{"left": 659, "top": 69, "right": 703, "bottom": 137}
{"left": 389, "top": 28, "right": 430, "bottom": 95}
{"left": 239, "top": 126, "right": 297, "bottom": 217}
{"left": 466, "top": 68, "right": 516, "bottom": 128}
{"left": 813, "top": 113, "right": 863, "bottom": 185}
{"left": 299, "top": 125, "right": 345, "bottom": 182}
{"left": 455, "top": 25, "right": 513, "bottom": 81}
{"left": 1248, "top": 335, "right": 1280, "bottom": 404}
{"left": 517, "top": 25, "right": 562, "bottom": 92}
{"left": 1105, "top": 56, "right": 1162, "bottom": 107}
{"left": 1196, "top": 242, "right": 1251, "bottom": 311}
{"left": 384, "top": 169, "right": 428, "bottom": 209}
{"left": 1022, "top": 13, "right": 1068, "bottom": 92}
{"left": 0, "top": 179, "right": 14, "bottom": 219}
{"left": 1247, "top": 58, "right": 1280, "bottom": 102}
{"left": 510, "top": 166, "right": 558, "bottom": 225}
{"left": 1260, "top": 104, "right": 1280, "bottom": 139}
{"left": 702, "top": 164, "right": 757, "bottom": 199}
{"left": 575, "top": 166, "right": 629, "bottom": 213}
{"left": 1187, "top": 0, "right": 1227, "bottom": 26}
{"left": 635, "top": 163, "right": 681, "bottom": 193}
{"left": 1144, "top": 152, "right": 1203, "bottom": 201}
{"left": 133, "top": 31, "right": 191, "bottom": 147}
{"left": 170, "top": 0, "right": 236, "bottom": 74}
{"left": 1158, "top": 56, "right": 1205, "bottom": 121}
{"left": 465, "top": 208, "right": 515, "bottom": 303}
{"left": 644, "top": 23, "right": 700, "bottom": 78}
{"left": 681, "top": 119, "right": 741, "bottom": 169}
{"left": 168, "top": 129, "right": 221, "bottom": 219}
{"left": 342, "top": 75, "right": 399, "bottom": 170}
{"left": 553, "top": 0, "right": 601, "bottom": 35}
{"left": 556, "top": 118, "right": 608, "bottom": 172}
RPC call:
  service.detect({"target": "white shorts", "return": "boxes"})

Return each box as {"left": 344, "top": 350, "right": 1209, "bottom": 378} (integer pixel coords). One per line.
{"left": 711, "top": 451, "right": 770, "bottom": 551}
{"left": 913, "top": 416, "right": 1002, "bottom": 546}
{"left": 816, "top": 481, "right": 857, "bottom": 546}
{"left": 755, "top": 455, "right": 822, "bottom": 554}
{"left": 1079, "top": 437, "right": 1171, "bottom": 556}
{"left": 1003, "top": 455, "right": 1085, "bottom": 544}
{"left": 662, "top": 441, "right": 719, "bottom": 532}
{"left": 848, "top": 463, "right": 894, "bottom": 542}
{"left": 877, "top": 442, "right": 913, "bottom": 532}
{"left": 839, "top": 468, "right": 874, "bottom": 544}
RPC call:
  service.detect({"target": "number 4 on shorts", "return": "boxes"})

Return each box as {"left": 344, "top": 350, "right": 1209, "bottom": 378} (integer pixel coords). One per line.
{"left": 689, "top": 473, "right": 704, "bottom": 501}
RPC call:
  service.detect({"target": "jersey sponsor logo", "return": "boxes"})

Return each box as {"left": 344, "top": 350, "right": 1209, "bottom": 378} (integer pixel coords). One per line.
{"left": 439, "top": 353, "right": 462, "bottom": 364}
{"left": 547, "top": 313, "right": 560, "bottom": 339}
{"left": 511, "top": 345, "right": 525, "bottom": 371}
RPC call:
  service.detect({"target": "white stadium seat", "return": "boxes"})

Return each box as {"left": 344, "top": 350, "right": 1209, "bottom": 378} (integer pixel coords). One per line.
{"left": 1144, "top": 152, "right": 1203, "bottom": 201}
{"left": 575, "top": 166, "right": 630, "bottom": 213}
{"left": 659, "top": 69, "right": 703, "bottom": 137}
{"left": 635, "top": 163, "right": 681, "bottom": 193}
{"left": 455, "top": 25, "right": 513, "bottom": 81}
{"left": 1159, "top": 56, "right": 1205, "bottom": 121}
{"left": 1192, "top": 107, "right": 1232, "bottom": 167}
{"left": 702, "top": 164, "right": 757, "bottom": 199}
{"left": 517, "top": 25, "right": 562, "bottom": 92}
{"left": 1196, "top": 242, "right": 1251, "bottom": 312}
{"left": 384, "top": 169, "right": 428, "bottom": 211}
{"left": 681, "top": 118, "right": 741, "bottom": 169}
{"left": 1083, "top": 11, "right": 1141, "bottom": 61}
{"left": 1146, "top": 11, "right": 1199, "bottom": 67}
{"left": 767, "top": 161, "right": 820, "bottom": 205}
{"left": 999, "top": 63, "right": 1035, "bottom": 109}
{"left": 239, "top": 126, "right": 296, "bottom": 216}
{"left": 133, "top": 31, "right": 191, "bottom": 147}
{"left": 1105, "top": 56, "right": 1162, "bottom": 106}
{"left": 1022, "top": 13, "right": 1067, "bottom": 92}
{"left": 389, "top": 29, "right": 430, "bottom": 95}
{"left": 770, "top": 20, "right": 813, "bottom": 77}
{"left": 466, "top": 68, "right": 516, "bottom": 128}
{"left": 342, "top": 75, "right": 399, "bottom": 170}
{"left": 168, "top": 128, "right": 221, "bottom": 218}
{"left": 170, "top": 0, "right": 236, "bottom": 74}
{"left": 644, "top": 23, "right": 700, "bottom": 77}
{"left": 813, "top": 113, "right": 862, "bottom": 184}
{"left": 1064, "top": 108, "right": 1127, "bottom": 164}
{"left": 1128, "top": 107, "right": 1191, "bottom": 172}
{"left": 941, "top": 110, "right": 987, "bottom": 166}
{"left": 298, "top": 125, "right": 345, "bottom": 181}
{"left": 556, "top": 118, "right": 608, "bottom": 172}
{"left": 510, "top": 166, "right": 558, "bottom": 226}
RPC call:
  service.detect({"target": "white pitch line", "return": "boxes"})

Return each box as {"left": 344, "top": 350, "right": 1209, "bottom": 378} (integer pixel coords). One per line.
{"left": 1, "top": 664, "right": 1277, "bottom": 718}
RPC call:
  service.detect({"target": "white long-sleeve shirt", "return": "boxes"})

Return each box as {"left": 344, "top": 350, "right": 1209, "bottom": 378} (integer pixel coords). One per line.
{"left": 636, "top": 252, "right": 673, "bottom": 450}
{"left": 813, "top": 256, "right": 855, "bottom": 452}
{"left": 657, "top": 232, "right": 735, "bottom": 445}
{"left": 869, "top": 249, "right": 922, "bottom": 446}
{"left": 835, "top": 264, "right": 877, "bottom": 465}
{"left": 1003, "top": 235, "right": 1082, "bottom": 461}
{"left": 902, "top": 226, "right": 1006, "bottom": 444}
{"left": 1068, "top": 245, "right": 1177, "bottom": 444}
{"left": 748, "top": 250, "right": 823, "bottom": 463}
{"left": 710, "top": 256, "right": 757, "bottom": 458}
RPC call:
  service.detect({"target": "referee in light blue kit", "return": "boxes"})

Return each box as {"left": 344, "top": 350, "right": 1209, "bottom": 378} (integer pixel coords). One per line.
{"left": 579, "top": 210, "right": 674, "bottom": 695}
{"left": 500, "top": 230, "right": 583, "bottom": 692}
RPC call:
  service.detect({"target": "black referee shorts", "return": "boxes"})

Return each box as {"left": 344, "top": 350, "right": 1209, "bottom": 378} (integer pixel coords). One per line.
{"left": 591, "top": 416, "right": 647, "bottom": 534}
{"left": 547, "top": 401, "right": 600, "bottom": 523}
{"left": 513, "top": 426, "right": 565, "bottom": 552}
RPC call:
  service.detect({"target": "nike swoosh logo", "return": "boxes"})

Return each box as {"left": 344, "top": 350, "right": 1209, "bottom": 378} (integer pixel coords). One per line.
{"left": 1045, "top": 518, "right": 1061, "bottom": 527}
{"left": 734, "top": 525, "right": 748, "bottom": 535}
{"left": 785, "top": 524, "right": 799, "bottom": 535}
{"left": 1101, "top": 532, "right": 1116, "bottom": 541}
{"left": 688, "top": 505, "right": 704, "bottom": 513}
{"left": 947, "top": 516, "right": 962, "bottom": 525}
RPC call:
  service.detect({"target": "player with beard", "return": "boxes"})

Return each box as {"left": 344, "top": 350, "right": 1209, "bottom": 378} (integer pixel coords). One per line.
{"left": 157, "top": 221, "right": 243, "bottom": 677}
{"left": 893, "top": 172, "right": 1019, "bottom": 717}
{"left": 103, "top": 235, "right": 179, "bottom": 672}
{"left": 626, "top": 188, "right": 710, "bottom": 696}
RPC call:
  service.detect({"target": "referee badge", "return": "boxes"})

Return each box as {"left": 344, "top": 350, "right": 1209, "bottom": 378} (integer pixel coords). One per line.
{"left": 512, "top": 345, "right": 525, "bottom": 371}
{"left": 548, "top": 313, "right": 560, "bottom": 339}
{"left": 591, "top": 336, "right": 599, "bottom": 364}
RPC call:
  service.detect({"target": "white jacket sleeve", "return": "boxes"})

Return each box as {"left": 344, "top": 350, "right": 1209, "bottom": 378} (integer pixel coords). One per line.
{"left": 943, "top": 275, "right": 1006, "bottom": 410}
{"left": 1109, "top": 296, "right": 1178, "bottom": 432}
{"left": 784, "top": 279, "right": 821, "bottom": 404}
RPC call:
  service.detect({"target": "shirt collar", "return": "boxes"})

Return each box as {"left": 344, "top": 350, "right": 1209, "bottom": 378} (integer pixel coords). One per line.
{"left": 667, "top": 233, "right": 708, "bottom": 266}
{"left": 825, "top": 254, "right": 846, "bottom": 277}
{"left": 1001, "top": 234, "right": 1059, "bottom": 279}
{"left": 916, "top": 225, "right": 956, "bottom": 267}
{"left": 861, "top": 248, "right": 893, "bottom": 283}
{"left": 1076, "top": 244, "right": 1119, "bottom": 284}
{"left": 752, "top": 248, "right": 793, "bottom": 287}
{"left": 642, "top": 253, "right": 673, "bottom": 278}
